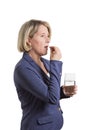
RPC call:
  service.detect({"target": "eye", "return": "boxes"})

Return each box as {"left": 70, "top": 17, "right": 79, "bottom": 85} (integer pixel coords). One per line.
{"left": 40, "top": 34, "right": 45, "bottom": 37}
{"left": 40, "top": 34, "right": 49, "bottom": 38}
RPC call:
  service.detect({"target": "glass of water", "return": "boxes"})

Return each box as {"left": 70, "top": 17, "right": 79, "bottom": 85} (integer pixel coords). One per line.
{"left": 64, "top": 73, "right": 76, "bottom": 95}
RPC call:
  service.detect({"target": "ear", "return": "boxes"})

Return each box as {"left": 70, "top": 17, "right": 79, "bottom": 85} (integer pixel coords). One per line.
{"left": 26, "top": 38, "right": 31, "bottom": 46}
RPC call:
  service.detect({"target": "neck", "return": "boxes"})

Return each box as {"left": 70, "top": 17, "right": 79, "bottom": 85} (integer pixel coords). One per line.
{"left": 28, "top": 51, "right": 48, "bottom": 75}
{"left": 28, "top": 51, "right": 42, "bottom": 66}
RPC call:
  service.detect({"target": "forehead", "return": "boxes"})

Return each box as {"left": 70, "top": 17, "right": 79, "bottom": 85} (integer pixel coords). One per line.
{"left": 37, "top": 25, "right": 48, "bottom": 33}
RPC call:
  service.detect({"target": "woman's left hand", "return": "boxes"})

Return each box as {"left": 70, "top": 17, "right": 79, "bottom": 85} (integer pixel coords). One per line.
{"left": 62, "top": 85, "right": 78, "bottom": 97}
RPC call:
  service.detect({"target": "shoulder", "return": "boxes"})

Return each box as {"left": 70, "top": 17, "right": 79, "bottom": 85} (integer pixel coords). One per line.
{"left": 14, "top": 52, "right": 32, "bottom": 70}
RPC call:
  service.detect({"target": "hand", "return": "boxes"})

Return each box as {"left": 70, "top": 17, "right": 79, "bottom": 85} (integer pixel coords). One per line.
{"left": 62, "top": 85, "right": 77, "bottom": 97}
{"left": 50, "top": 46, "right": 62, "bottom": 61}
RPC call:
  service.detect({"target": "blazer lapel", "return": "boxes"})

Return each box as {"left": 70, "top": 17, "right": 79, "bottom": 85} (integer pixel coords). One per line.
{"left": 23, "top": 52, "right": 50, "bottom": 85}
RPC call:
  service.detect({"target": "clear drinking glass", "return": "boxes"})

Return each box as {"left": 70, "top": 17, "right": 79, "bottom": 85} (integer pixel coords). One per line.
{"left": 64, "top": 73, "right": 76, "bottom": 94}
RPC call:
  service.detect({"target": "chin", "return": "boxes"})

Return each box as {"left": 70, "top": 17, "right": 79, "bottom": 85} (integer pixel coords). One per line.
{"left": 40, "top": 50, "right": 48, "bottom": 56}
{"left": 40, "top": 53, "right": 47, "bottom": 57}
{"left": 43, "top": 51, "right": 48, "bottom": 55}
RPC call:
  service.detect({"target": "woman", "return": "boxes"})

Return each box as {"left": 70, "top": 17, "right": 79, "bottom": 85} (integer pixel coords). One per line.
{"left": 14, "top": 19, "right": 77, "bottom": 130}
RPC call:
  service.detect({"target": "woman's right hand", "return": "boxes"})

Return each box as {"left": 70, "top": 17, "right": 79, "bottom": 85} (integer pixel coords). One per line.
{"left": 50, "top": 46, "right": 62, "bottom": 60}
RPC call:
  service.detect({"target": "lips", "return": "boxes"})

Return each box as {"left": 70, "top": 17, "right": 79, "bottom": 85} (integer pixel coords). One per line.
{"left": 44, "top": 46, "right": 48, "bottom": 49}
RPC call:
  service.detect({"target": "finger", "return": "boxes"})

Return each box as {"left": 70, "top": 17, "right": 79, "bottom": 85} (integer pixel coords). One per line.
{"left": 49, "top": 46, "right": 56, "bottom": 54}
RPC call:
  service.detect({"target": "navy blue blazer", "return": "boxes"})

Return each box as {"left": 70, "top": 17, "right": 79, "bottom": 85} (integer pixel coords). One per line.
{"left": 14, "top": 52, "right": 67, "bottom": 130}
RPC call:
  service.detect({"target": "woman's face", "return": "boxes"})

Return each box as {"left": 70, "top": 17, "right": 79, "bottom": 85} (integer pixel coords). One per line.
{"left": 29, "top": 25, "right": 50, "bottom": 56}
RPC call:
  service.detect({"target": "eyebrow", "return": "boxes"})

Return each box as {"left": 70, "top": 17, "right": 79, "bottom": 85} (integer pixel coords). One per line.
{"left": 40, "top": 32, "right": 49, "bottom": 35}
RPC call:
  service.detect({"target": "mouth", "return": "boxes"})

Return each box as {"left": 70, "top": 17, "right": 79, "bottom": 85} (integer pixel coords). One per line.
{"left": 44, "top": 46, "right": 48, "bottom": 50}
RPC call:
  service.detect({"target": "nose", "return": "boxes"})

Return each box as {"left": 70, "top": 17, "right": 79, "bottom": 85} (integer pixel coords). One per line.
{"left": 46, "top": 37, "right": 50, "bottom": 43}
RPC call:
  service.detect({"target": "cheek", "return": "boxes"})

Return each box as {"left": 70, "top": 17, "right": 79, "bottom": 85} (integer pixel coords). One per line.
{"left": 32, "top": 42, "right": 43, "bottom": 52}
{"left": 31, "top": 38, "right": 45, "bottom": 51}
{"left": 35, "top": 41, "right": 44, "bottom": 49}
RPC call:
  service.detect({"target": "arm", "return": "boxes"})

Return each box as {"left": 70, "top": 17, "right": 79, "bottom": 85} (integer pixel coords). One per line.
{"left": 14, "top": 60, "right": 62, "bottom": 104}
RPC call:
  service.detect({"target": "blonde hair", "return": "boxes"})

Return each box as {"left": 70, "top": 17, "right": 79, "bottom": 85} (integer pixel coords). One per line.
{"left": 17, "top": 19, "right": 51, "bottom": 52}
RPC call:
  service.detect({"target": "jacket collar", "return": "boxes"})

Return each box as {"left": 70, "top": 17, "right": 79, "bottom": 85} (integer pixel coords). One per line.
{"left": 23, "top": 52, "right": 50, "bottom": 75}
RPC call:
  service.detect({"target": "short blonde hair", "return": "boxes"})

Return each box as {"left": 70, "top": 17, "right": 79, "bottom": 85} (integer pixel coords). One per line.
{"left": 17, "top": 19, "right": 51, "bottom": 52}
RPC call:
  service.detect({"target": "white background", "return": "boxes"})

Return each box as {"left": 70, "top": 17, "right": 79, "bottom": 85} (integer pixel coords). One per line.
{"left": 0, "top": 0, "right": 87, "bottom": 129}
